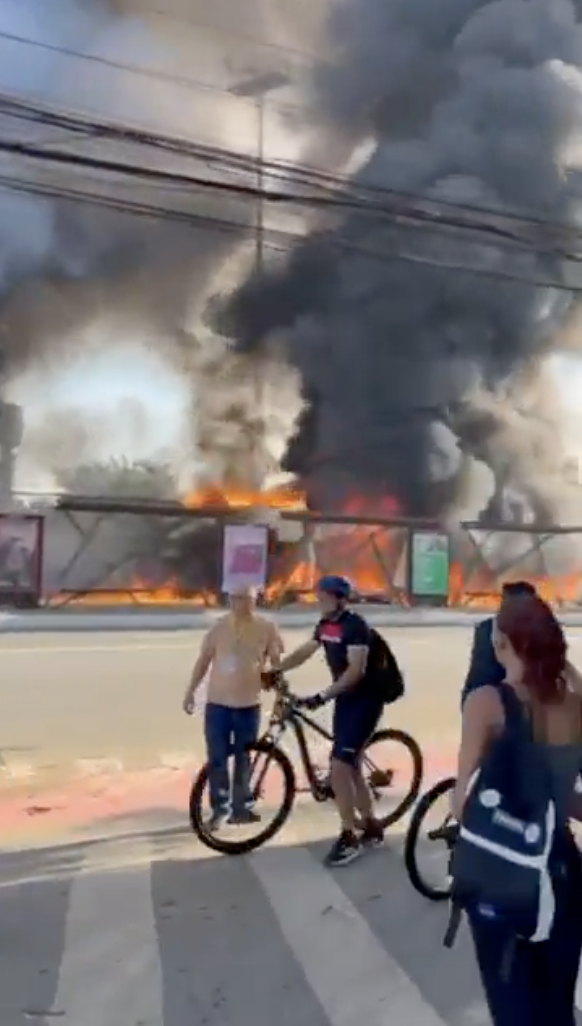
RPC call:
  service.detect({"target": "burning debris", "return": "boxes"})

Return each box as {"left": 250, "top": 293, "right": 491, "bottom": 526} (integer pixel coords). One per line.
{"left": 45, "top": 483, "right": 582, "bottom": 609}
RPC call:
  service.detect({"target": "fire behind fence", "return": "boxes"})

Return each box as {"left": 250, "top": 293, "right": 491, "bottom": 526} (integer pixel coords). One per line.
{"left": 30, "top": 496, "right": 582, "bottom": 610}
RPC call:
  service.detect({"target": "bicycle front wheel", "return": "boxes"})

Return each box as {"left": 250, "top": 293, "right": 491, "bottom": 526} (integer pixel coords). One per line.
{"left": 404, "top": 776, "right": 456, "bottom": 901}
{"left": 362, "top": 728, "right": 424, "bottom": 829}
{"left": 189, "top": 739, "right": 296, "bottom": 855}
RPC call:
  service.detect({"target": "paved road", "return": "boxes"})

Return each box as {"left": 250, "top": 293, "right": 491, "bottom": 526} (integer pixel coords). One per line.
{"left": 1, "top": 804, "right": 582, "bottom": 1026}
{"left": 3, "top": 625, "right": 582, "bottom": 786}
{"left": 3, "top": 627, "right": 582, "bottom": 1024}
{"left": 0, "top": 807, "right": 511, "bottom": 1026}
{"left": 0, "top": 625, "right": 469, "bottom": 785}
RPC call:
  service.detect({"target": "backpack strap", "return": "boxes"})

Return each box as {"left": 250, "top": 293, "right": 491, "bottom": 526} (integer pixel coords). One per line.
{"left": 443, "top": 903, "right": 463, "bottom": 949}
{"left": 497, "top": 682, "right": 531, "bottom": 740}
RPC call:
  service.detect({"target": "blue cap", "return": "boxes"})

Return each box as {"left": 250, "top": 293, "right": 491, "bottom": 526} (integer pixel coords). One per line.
{"left": 315, "top": 575, "right": 351, "bottom": 599}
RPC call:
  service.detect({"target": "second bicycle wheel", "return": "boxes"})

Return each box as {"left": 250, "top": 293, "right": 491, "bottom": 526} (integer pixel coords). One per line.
{"left": 189, "top": 739, "right": 296, "bottom": 855}
{"left": 404, "top": 776, "right": 457, "bottom": 900}
{"left": 362, "top": 728, "right": 424, "bottom": 828}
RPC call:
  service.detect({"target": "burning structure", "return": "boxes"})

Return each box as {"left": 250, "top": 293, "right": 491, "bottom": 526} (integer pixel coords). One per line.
{"left": 2, "top": 0, "right": 582, "bottom": 605}
{"left": 44, "top": 485, "right": 582, "bottom": 609}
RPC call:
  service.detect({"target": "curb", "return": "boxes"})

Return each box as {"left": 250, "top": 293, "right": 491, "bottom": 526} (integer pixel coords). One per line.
{"left": 0, "top": 609, "right": 486, "bottom": 632}
{"left": 2, "top": 608, "right": 582, "bottom": 633}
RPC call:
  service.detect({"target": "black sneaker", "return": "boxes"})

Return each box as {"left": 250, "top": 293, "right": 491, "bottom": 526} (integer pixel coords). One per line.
{"left": 227, "top": 808, "right": 261, "bottom": 825}
{"left": 324, "top": 831, "right": 362, "bottom": 867}
{"left": 360, "top": 820, "right": 384, "bottom": 848}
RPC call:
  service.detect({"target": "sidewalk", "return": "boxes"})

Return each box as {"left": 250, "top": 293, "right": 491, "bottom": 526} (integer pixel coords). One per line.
{"left": 3, "top": 604, "right": 582, "bottom": 632}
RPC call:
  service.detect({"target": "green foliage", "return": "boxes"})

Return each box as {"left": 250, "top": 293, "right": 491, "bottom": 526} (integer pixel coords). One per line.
{"left": 58, "top": 458, "right": 178, "bottom": 499}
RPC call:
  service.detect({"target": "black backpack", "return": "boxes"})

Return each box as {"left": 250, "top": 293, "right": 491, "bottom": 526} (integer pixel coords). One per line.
{"left": 366, "top": 629, "right": 405, "bottom": 704}
{"left": 446, "top": 684, "right": 556, "bottom": 951}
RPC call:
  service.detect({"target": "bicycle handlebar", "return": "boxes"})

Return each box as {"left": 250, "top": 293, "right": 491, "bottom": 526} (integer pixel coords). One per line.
{"left": 263, "top": 671, "right": 304, "bottom": 711}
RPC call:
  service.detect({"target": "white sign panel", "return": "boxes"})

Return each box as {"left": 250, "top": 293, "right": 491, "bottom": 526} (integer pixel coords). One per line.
{"left": 221, "top": 524, "right": 269, "bottom": 593}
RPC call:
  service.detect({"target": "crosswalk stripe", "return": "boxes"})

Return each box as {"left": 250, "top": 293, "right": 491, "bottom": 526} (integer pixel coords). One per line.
{"left": 49, "top": 837, "right": 163, "bottom": 1025}
{"left": 251, "top": 840, "right": 449, "bottom": 1026}
{"left": 3, "top": 821, "right": 578, "bottom": 1025}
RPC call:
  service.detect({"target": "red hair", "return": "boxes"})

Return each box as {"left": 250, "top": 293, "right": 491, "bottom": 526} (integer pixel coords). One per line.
{"left": 496, "top": 594, "right": 567, "bottom": 704}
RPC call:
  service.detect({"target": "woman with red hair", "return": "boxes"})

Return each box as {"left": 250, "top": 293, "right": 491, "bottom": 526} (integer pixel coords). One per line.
{"left": 453, "top": 593, "right": 582, "bottom": 1025}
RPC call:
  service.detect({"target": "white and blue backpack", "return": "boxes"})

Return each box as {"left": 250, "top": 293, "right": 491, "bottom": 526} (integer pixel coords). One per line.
{"left": 446, "top": 684, "right": 556, "bottom": 952}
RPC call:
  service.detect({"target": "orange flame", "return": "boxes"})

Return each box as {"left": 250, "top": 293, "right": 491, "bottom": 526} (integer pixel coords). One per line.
{"left": 450, "top": 563, "right": 581, "bottom": 611}
{"left": 182, "top": 482, "right": 306, "bottom": 511}
{"left": 49, "top": 483, "right": 582, "bottom": 609}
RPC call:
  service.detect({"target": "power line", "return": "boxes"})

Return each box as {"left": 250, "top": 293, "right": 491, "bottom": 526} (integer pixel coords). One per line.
{"left": 0, "top": 27, "right": 307, "bottom": 113}
{"left": 0, "top": 97, "right": 580, "bottom": 288}
{"left": 1, "top": 88, "right": 580, "bottom": 251}
{"left": 1, "top": 167, "right": 580, "bottom": 294}
{"left": 4, "top": 128, "right": 582, "bottom": 276}
{"left": 0, "top": 31, "right": 580, "bottom": 253}
{"left": 0, "top": 108, "right": 562, "bottom": 261}
{"left": 0, "top": 92, "right": 340, "bottom": 198}
{"left": 139, "top": 6, "right": 325, "bottom": 66}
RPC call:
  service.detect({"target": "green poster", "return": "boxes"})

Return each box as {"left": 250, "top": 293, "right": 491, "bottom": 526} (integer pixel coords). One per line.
{"left": 411, "top": 532, "right": 450, "bottom": 597}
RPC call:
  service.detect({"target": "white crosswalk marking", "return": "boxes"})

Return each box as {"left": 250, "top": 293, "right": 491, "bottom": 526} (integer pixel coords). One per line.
{"left": 251, "top": 842, "right": 449, "bottom": 1026}
{"left": 0, "top": 822, "right": 579, "bottom": 1025}
{"left": 49, "top": 838, "right": 163, "bottom": 1025}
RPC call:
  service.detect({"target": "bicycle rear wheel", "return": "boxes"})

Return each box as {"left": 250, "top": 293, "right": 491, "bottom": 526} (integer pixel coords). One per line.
{"left": 189, "top": 739, "right": 296, "bottom": 855}
{"left": 404, "top": 776, "right": 456, "bottom": 900}
{"left": 362, "top": 728, "right": 424, "bottom": 829}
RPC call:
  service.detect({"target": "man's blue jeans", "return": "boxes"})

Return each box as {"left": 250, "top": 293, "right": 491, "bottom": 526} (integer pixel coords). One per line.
{"left": 204, "top": 703, "right": 261, "bottom": 815}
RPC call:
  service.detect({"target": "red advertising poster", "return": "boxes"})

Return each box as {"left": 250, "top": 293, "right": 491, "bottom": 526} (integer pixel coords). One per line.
{"left": 229, "top": 544, "right": 265, "bottom": 576}
{"left": 222, "top": 524, "right": 268, "bottom": 593}
{"left": 0, "top": 514, "right": 44, "bottom": 605}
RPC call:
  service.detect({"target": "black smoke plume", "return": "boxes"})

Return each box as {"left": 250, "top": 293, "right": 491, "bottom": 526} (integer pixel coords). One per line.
{"left": 1, "top": 0, "right": 582, "bottom": 522}
{"left": 218, "top": 0, "right": 582, "bottom": 519}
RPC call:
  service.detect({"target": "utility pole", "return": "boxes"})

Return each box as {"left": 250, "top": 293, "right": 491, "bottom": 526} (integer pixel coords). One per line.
{"left": 228, "top": 72, "right": 290, "bottom": 482}
{"left": 256, "top": 95, "right": 264, "bottom": 277}
{"left": 228, "top": 70, "right": 289, "bottom": 277}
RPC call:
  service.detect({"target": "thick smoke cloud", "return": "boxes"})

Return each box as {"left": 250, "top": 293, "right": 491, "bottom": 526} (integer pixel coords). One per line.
{"left": 0, "top": 0, "right": 306, "bottom": 487}
{"left": 221, "top": 0, "right": 582, "bottom": 519}
{"left": 2, "top": 0, "right": 582, "bottom": 520}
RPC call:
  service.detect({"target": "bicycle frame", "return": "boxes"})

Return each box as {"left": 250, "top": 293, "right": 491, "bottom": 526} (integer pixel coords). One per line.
{"left": 251, "top": 679, "right": 389, "bottom": 804}
{"left": 261, "top": 695, "right": 334, "bottom": 799}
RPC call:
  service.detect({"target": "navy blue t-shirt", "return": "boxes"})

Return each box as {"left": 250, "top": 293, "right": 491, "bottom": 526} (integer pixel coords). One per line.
{"left": 462, "top": 617, "right": 505, "bottom": 707}
{"left": 313, "top": 610, "right": 372, "bottom": 691}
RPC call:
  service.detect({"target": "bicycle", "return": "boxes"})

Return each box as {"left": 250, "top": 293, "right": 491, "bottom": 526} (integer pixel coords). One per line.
{"left": 189, "top": 673, "right": 424, "bottom": 855}
{"left": 404, "top": 776, "right": 458, "bottom": 901}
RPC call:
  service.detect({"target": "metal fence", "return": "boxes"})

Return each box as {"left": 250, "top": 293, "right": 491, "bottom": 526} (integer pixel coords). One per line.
{"left": 36, "top": 498, "right": 582, "bottom": 610}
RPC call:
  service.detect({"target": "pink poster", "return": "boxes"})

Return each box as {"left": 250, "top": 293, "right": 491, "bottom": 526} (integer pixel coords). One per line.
{"left": 222, "top": 524, "right": 268, "bottom": 593}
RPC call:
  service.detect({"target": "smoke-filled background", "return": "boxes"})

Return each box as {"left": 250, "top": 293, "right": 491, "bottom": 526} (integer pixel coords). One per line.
{"left": 3, "top": 0, "right": 582, "bottom": 522}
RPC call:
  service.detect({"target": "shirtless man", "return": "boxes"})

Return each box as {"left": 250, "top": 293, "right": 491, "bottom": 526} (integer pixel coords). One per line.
{"left": 183, "top": 585, "right": 283, "bottom": 827}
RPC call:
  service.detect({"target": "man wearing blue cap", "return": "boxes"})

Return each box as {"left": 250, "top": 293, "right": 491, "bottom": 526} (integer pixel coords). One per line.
{"left": 275, "top": 575, "right": 384, "bottom": 866}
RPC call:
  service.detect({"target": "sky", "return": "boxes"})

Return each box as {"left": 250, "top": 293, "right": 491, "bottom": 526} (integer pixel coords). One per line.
{"left": 7, "top": 347, "right": 582, "bottom": 493}
{"left": 7, "top": 341, "right": 193, "bottom": 491}
{"left": 548, "top": 354, "right": 582, "bottom": 414}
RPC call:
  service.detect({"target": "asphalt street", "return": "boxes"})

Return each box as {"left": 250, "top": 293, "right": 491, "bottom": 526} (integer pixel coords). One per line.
{"left": 2, "top": 625, "right": 582, "bottom": 1025}
{"left": 0, "top": 803, "right": 581, "bottom": 1026}
{"left": 2, "top": 624, "right": 582, "bottom": 784}
{"left": 0, "top": 625, "right": 475, "bottom": 785}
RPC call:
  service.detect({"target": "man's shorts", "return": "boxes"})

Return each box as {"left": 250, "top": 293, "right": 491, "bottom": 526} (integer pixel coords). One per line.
{"left": 331, "top": 695, "right": 383, "bottom": 766}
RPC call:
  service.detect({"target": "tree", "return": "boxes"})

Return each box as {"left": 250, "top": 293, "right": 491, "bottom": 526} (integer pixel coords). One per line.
{"left": 58, "top": 458, "right": 178, "bottom": 499}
